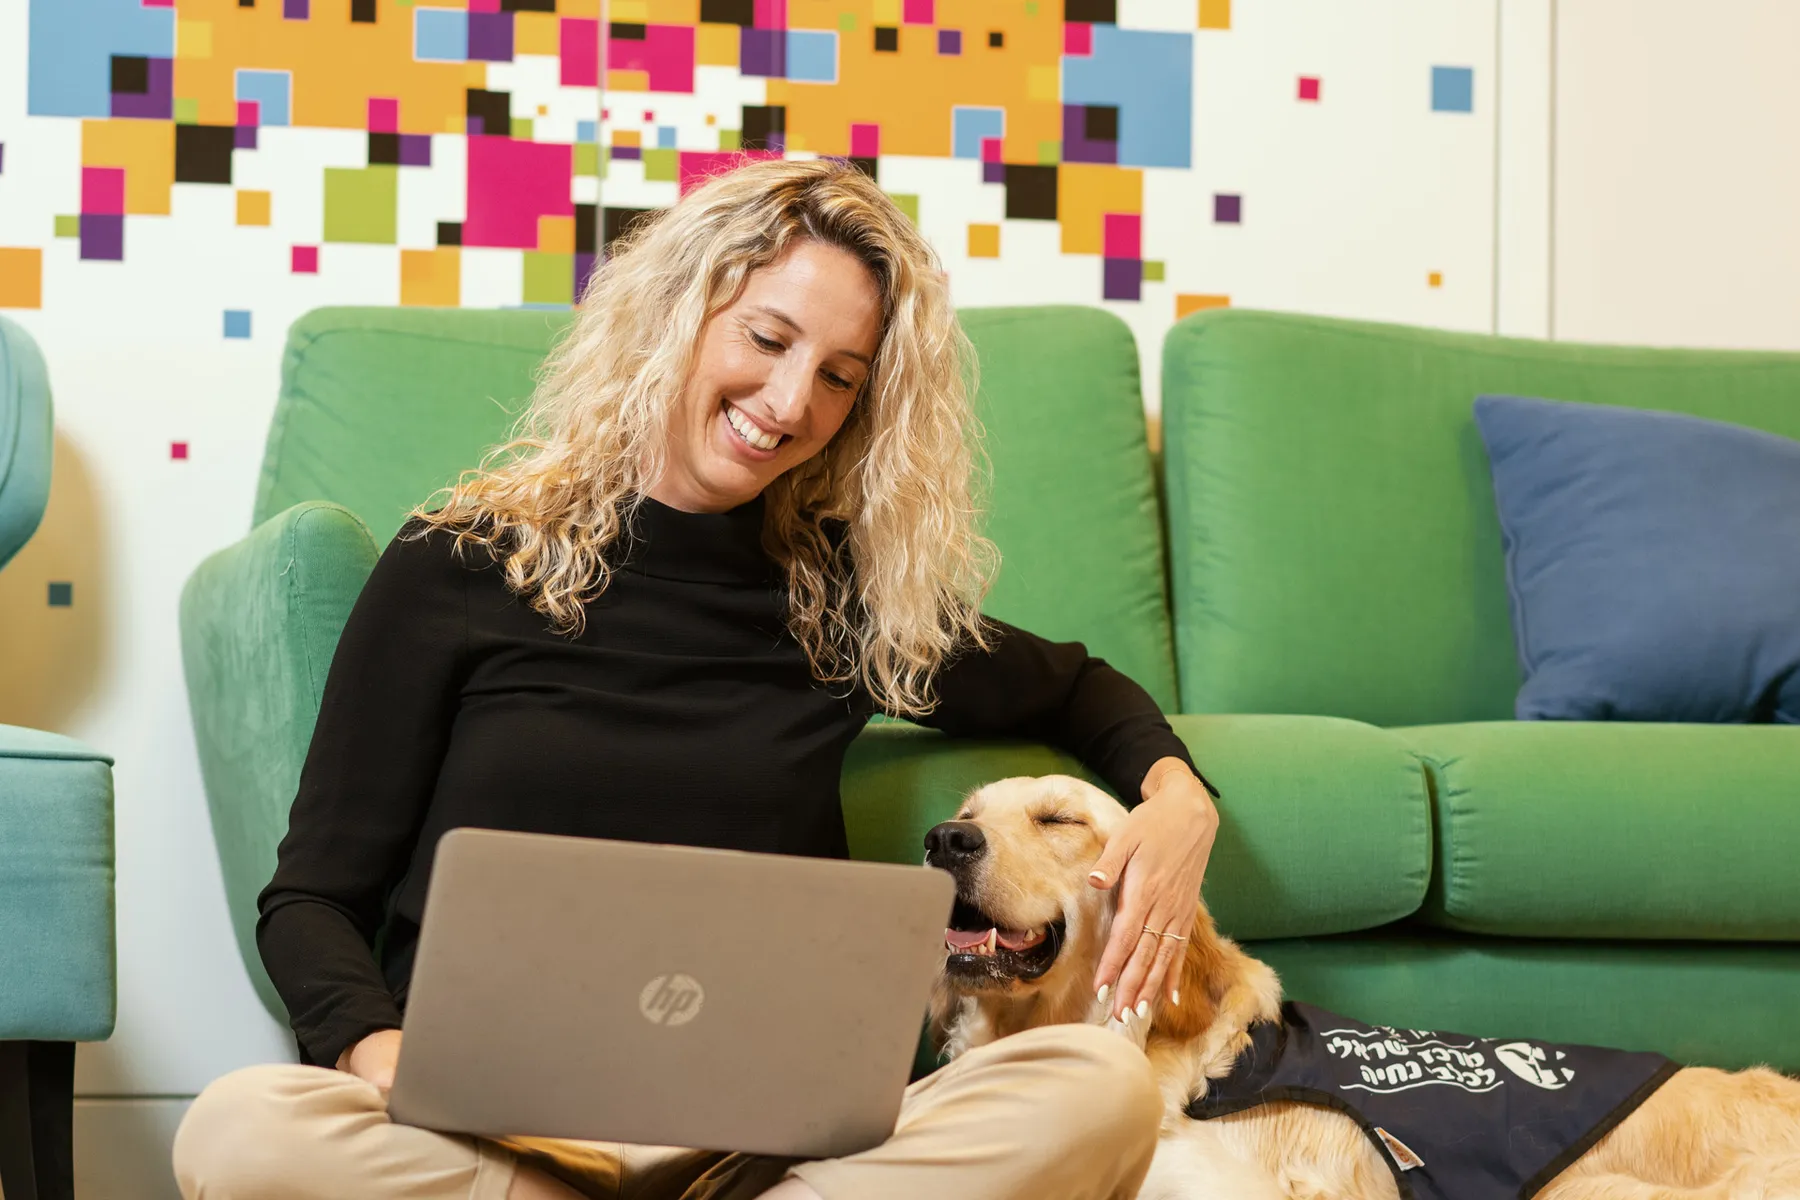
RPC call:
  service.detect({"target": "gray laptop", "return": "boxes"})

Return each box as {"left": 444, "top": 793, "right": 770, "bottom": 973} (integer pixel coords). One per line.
{"left": 387, "top": 828, "right": 955, "bottom": 1158}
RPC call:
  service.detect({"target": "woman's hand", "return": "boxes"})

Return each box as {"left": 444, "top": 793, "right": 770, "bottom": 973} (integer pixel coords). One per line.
{"left": 337, "top": 1028, "right": 404, "bottom": 1092}
{"left": 1087, "top": 757, "right": 1219, "bottom": 1021}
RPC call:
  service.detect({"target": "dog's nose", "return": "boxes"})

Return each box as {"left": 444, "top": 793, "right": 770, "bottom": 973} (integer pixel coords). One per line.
{"left": 924, "top": 821, "right": 987, "bottom": 865}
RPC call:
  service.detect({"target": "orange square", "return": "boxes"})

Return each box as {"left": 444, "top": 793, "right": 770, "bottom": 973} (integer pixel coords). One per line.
{"left": 0, "top": 248, "right": 44, "bottom": 309}
{"left": 1428, "top": 271, "right": 1443, "bottom": 288}
{"left": 1199, "top": 0, "right": 1230, "bottom": 28}
{"left": 967, "top": 223, "right": 1000, "bottom": 258}
{"left": 538, "top": 214, "right": 576, "bottom": 254}
{"left": 614, "top": 129, "right": 643, "bottom": 147}
{"left": 697, "top": 22, "right": 739, "bottom": 66}
{"left": 82, "top": 119, "right": 174, "bottom": 215}
{"left": 608, "top": 69, "right": 651, "bottom": 91}
{"left": 1175, "top": 293, "right": 1231, "bottom": 319}
{"left": 401, "top": 248, "right": 461, "bottom": 307}
{"left": 236, "top": 189, "right": 272, "bottom": 226}
{"left": 515, "top": 12, "right": 560, "bottom": 55}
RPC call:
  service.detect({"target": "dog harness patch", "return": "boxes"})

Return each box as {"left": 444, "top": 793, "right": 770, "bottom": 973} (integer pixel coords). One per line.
{"left": 1185, "top": 1002, "right": 1678, "bottom": 1200}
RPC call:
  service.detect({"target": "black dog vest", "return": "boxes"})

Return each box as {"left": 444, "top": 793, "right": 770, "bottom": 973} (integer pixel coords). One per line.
{"left": 1186, "top": 1002, "right": 1678, "bottom": 1200}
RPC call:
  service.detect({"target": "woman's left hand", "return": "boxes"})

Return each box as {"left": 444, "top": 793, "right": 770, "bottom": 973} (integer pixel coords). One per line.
{"left": 1087, "top": 757, "right": 1219, "bottom": 1021}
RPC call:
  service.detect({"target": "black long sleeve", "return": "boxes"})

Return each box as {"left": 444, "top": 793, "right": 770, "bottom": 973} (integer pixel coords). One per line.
{"left": 257, "top": 501, "right": 1209, "bottom": 1067}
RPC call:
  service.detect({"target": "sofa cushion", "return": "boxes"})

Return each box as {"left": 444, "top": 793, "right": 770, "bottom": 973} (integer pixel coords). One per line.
{"left": 1475, "top": 394, "right": 1800, "bottom": 723}
{"left": 0, "top": 725, "right": 115, "bottom": 1040}
{"left": 0, "top": 314, "right": 53, "bottom": 571}
{"left": 844, "top": 713, "right": 1430, "bottom": 942}
{"left": 1402, "top": 721, "right": 1800, "bottom": 940}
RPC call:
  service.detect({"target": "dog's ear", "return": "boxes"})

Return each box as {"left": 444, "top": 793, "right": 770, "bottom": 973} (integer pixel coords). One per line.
{"left": 1151, "top": 898, "right": 1235, "bottom": 1043}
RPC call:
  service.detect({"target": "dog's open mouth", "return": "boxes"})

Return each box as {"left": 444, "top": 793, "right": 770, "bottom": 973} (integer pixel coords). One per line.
{"left": 942, "top": 895, "right": 1065, "bottom": 985}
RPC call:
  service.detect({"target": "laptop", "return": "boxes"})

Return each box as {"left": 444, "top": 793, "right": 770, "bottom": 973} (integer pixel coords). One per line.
{"left": 386, "top": 827, "right": 956, "bottom": 1159}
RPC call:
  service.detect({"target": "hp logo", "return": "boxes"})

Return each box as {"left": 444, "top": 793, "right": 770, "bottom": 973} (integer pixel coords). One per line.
{"left": 639, "top": 973, "right": 705, "bottom": 1026}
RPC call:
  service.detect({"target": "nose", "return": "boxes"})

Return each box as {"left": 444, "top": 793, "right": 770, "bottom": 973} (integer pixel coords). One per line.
{"left": 924, "top": 821, "right": 987, "bottom": 866}
{"left": 761, "top": 360, "right": 814, "bottom": 431}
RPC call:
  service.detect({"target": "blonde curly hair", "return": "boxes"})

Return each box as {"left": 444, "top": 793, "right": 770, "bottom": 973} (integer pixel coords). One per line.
{"left": 414, "top": 158, "right": 996, "bottom": 717}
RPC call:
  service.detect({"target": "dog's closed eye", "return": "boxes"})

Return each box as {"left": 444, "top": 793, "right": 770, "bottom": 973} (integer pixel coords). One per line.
{"left": 1033, "top": 812, "right": 1086, "bottom": 827}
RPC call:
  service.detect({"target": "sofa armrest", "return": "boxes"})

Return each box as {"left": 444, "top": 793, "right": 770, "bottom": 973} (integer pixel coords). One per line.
{"left": 179, "top": 502, "right": 378, "bottom": 1020}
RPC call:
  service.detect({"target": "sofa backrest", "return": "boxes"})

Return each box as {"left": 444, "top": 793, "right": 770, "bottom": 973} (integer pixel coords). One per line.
{"left": 261, "top": 305, "right": 1179, "bottom": 709}
{"left": 1162, "top": 309, "right": 1800, "bottom": 726}
{"left": 0, "top": 316, "right": 53, "bottom": 572}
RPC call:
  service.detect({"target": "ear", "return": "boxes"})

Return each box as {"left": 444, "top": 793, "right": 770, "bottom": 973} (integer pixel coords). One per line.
{"left": 1150, "top": 898, "right": 1235, "bottom": 1043}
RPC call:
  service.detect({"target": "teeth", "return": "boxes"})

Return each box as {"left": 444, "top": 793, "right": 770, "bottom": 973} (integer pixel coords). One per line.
{"left": 985, "top": 929, "right": 998, "bottom": 955}
{"left": 725, "top": 403, "right": 782, "bottom": 451}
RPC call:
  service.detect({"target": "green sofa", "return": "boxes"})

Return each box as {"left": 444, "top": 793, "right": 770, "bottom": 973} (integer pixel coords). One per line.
{"left": 181, "top": 306, "right": 1796, "bottom": 1079}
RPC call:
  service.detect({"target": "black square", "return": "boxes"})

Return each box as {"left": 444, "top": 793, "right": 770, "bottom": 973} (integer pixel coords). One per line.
{"left": 368, "top": 132, "right": 402, "bottom": 165}
{"left": 603, "top": 206, "right": 656, "bottom": 257}
{"left": 873, "top": 25, "right": 898, "bottom": 51}
{"left": 1003, "top": 164, "right": 1057, "bottom": 221}
{"left": 1063, "top": 0, "right": 1115, "bottom": 22}
{"left": 437, "top": 221, "right": 463, "bottom": 246}
{"left": 847, "top": 156, "right": 878, "bottom": 180}
{"left": 501, "top": 0, "right": 557, "bottom": 9}
{"left": 1084, "top": 105, "right": 1118, "bottom": 141}
{"left": 174, "top": 124, "right": 236, "bottom": 185}
{"left": 351, "top": 0, "right": 377, "bottom": 21}
{"left": 466, "top": 88, "right": 512, "bottom": 136}
{"left": 609, "top": 22, "right": 647, "bottom": 39}
{"left": 575, "top": 203, "right": 597, "bottom": 254}
{"left": 987, "top": 30, "right": 1004, "bottom": 47}
{"left": 238, "top": 0, "right": 255, "bottom": 7}
{"left": 111, "top": 55, "right": 150, "bottom": 95}
{"left": 741, "top": 104, "right": 785, "bottom": 151}
{"left": 699, "top": 0, "right": 755, "bottom": 23}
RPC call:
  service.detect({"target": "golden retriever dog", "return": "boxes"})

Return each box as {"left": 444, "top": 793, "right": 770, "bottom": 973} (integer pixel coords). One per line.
{"left": 924, "top": 775, "right": 1800, "bottom": 1200}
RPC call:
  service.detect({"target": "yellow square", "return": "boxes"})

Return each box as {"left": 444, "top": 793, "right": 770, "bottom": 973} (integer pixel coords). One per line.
{"left": 1057, "top": 163, "right": 1142, "bottom": 255}
{"left": 558, "top": 0, "right": 600, "bottom": 12}
{"left": 236, "top": 189, "right": 272, "bottom": 226}
{"left": 873, "top": 0, "right": 900, "bottom": 22}
{"left": 705, "top": 113, "right": 717, "bottom": 126}
{"left": 608, "top": 68, "right": 651, "bottom": 91}
{"left": 611, "top": 0, "right": 649, "bottom": 18}
{"left": 538, "top": 214, "right": 576, "bottom": 254}
{"left": 401, "top": 248, "right": 461, "bottom": 307}
{"left": 646, "top": 0, "right": 699, "bottom": 22}
{"left": 0, "top": 248, "right": 44, "bottom": 309}
{"left": 1428, "top": 271, "right": 1443, "bottom": 288}
{"left": 446, "top": 115, "right": 465, "bottom": 133}
{"left": 1175, "top": 293, "right": 1230, "bottom": 319}
{"left": 82, "top": 119, "right": 174, "bottom": 215}
{"left": 1027, "top": 66, "right": 1058, "bottom": 102}
{"left": 697, "top": 23, "right": 739, "bottom": 66}
{"left": 177, "top": 19, "right": 213, "bottom": 59}
{"left": 614, "top": 129, "right": 643, "bottom": 147}
{"left": 464, "top": 62, "right": 488, "bottom": 85}
{"left": 787, "top": 133, "right": 808, "bottom": 151}
{"left": 515, "top": 11, "right": 560, "bottom": 55}
{"left": 967, "top": 223, "right": 1000, "bottom": 258}
{"left": 1199, "top": 0, "right": 1230, "bottom": 28}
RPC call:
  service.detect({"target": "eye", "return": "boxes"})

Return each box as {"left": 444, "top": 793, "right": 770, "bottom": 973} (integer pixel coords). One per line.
{"left": 748, "top": 329, "right": 784, "bottom": 352}
{"left": 1034, "top": 812, "right": 1085, "bottom": 827}
{"left": 822, "top": 370, "right": 856, "bottom": 392}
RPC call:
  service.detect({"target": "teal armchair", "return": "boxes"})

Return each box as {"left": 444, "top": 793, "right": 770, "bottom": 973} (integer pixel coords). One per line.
{"left": 0, "top": 316, "right": 117, "bottom": 1200}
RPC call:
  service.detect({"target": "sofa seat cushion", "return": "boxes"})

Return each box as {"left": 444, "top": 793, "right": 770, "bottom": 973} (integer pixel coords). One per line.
{"left": 1402, "top": 721, "right": 1800, "bottom": 940}
{"left": 0, "top": 725, "right": 115, "bottom": 1040}
{"left": 843, "top": 712, "right": 1430, "bottom": 942}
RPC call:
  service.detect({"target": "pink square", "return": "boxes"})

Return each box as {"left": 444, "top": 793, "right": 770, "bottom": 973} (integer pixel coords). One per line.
{"left": 754, "top": 0, "right": 786, "bottom": 28}
{"left": 903, "top": 0, "right": 932, "bottom": 23}
{"left": 291, "top": 245, "right": 319, "bottom": 273}
{"left": 604, "top": 24, "right": 694, "bottom": 93}
{"left": 81, "top": 167, "right": 125, "bottom": 216}
{"left": 1063, "top": 21, "right": 1091, "bottom": 55}
{"left": 849, "top": 123, "right": 880, "bottom": 158}
{"left": 465, "top": 137, "right": 574, "bottom": 248}
{"left": 142, "top": 0, "right": 175, "bottom": 7}
{"left": 980, "top": 136, "right": 1003, "bottom": 163}
{"left": 469, "top": 0, "right": 499, "bottom": 10}
{"left": 368, "top": 97, "right": 399, "bottom": 133}
{"left": 170, "top": 441, "right": 189, "bottom": 460}
{"left": 644, "top": 110, "right": 655, "bottom": 122}
{"left": 1298, "top": 75, "right": 1321, "bottom": 101}
{"left": 561, "top": 18, "right": 599, "bottom": 87}
{"left": 1102, "top": 212, "right": 1141, "bottom": 259}
{"left": 237, "top": 100, "right": 260, "bottom": 127}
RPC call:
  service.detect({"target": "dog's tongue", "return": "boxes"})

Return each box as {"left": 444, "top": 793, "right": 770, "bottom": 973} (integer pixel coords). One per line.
{"left": 945, "top": 927, "right": 1041, "bottom": 951}
{"left": 945, "top": 927, "right": 993, "bottom": 951}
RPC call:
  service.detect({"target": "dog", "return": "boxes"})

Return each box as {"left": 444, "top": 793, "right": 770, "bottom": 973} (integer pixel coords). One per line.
{"left": 924, "top": 775, "right": 1800, "bottom": 1200}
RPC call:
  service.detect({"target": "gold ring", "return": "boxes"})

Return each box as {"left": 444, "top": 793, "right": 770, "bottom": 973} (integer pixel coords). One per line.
{"left": 1142, "top": 925, "right": 1188, "bottom": 943}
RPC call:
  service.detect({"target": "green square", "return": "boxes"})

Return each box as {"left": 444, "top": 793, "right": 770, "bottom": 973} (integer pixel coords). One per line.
{"left": 1024, "top": 2, "right": 1037, "bottom": 13}
{"left": 837, "top": 11, "right": 857, "bottom": 30}
{"left": 1142, "top": 260, "right": 1165, "bottom": 282}
{"left": 643, "top": 148, "right": 678, "bottom": 182}
{"left": 1037, "top": 140, "right": 1060, "bottom": 164}
{"left": 887, "top": 193, "right": 919, "bottom": 225}
{"left": 523, "top": 251, "right": 575, "bottom": 305}
{"left": 719, "top": 129, "right": 741, "bottom": 151}
{"left": 510, "top": 118, "right": 534, "bottom": 140}
{"left": 174, "top": 97, "right": 199, "bottom": 124}
{"left": 574, "top": 143, "right": 599, "bottom": 176}
{"left": 54, "top": 215, "right": 80, "bottom": 239}
{"left": 323, "top": 166, "right": 399, "bottom": 244}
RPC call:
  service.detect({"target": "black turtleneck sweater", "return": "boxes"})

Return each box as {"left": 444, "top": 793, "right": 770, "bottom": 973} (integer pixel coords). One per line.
{"left": 258, "top": 498, "right": 1204, "bottom": 1068}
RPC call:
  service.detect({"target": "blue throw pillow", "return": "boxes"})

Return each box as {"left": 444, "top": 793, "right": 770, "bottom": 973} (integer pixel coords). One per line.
{"left": 1474, "top": 394, "right": 1800, "bottom": 723}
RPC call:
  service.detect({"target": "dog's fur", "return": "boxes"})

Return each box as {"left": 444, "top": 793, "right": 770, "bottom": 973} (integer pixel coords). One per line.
{"left": 929, "top": 776, "right": 1800, "bottom": 1200}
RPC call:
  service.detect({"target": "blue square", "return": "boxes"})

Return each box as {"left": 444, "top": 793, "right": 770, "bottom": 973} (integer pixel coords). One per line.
{"left": 223, "top": 309, "right": 252, "bottom": 339}
{"left": 576, "top": 119, "right": 597, "bottom": 143}
{"left": 414, "top": 7, "right": 469, "bottom": 61}
{"left": 47, "top": 582, "right": 72, "bottom": 607}
{"left": 234, "top": 69, "right": 291, "bottom": 126}
{"left": 1432, "top": 65, "right": 1474, "bottom": 113}
{"left": 1061, "top": 26, "right": 1191, "bottom": 169}
{"left": 657, "top": 125, "right": 677, "bottom": 148}
{"left": 951, "top": 106, "right": 1005, "bottom": 160}
{"left": 27, "top": 0, "right": 173, "bottom": 118}
{"left": 784, "top": 29, "right": 838, "bottom": 83}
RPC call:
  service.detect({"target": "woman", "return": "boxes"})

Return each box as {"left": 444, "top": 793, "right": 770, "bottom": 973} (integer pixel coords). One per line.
{"left": 174, "top": 158, "right": 1220, "bottom": 1200}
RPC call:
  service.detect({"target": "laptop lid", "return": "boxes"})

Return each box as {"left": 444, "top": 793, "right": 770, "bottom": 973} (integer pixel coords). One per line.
{"left": 387, "top": 828, "right": 955, "bottom": 1159}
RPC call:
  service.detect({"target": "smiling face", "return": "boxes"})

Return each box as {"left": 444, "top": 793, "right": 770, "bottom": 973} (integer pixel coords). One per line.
{"left": 649, "top": 239, "right": 884, "bottom": 514}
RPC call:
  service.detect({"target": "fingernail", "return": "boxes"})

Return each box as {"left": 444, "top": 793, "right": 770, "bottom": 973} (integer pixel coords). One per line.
{"left": 1135, "top": 1000, "right": 1150, "bottom": 1019}
{"left": 1088, "top": 870, "right": 1108, "bottom": 885}
{"left": 1172, "top": 990, "right": 1181, "bottom": 1007}
{"left": 1096, "top": 984, "right": 1109, "bottom": 1004}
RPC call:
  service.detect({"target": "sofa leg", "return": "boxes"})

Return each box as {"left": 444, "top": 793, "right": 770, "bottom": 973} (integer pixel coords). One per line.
{"left": 0, "top": 1041, "right": 75, "bottom": 1200}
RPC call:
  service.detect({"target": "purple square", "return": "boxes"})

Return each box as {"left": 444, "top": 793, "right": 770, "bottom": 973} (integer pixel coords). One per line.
{"left": 1214, "top": 193, "right": 1241, "bottom": 223}
{"left": 468, "top": 11, "right": 515, "bottom": 61}
{"left": 80, "top": 213, "right": 124, "bottom": 261}
{"left": 1102, "top": 257, "right": 1141, "bottom": 302}
{"left": 575, "top": 252, "right": 597, "bottom": 299}
{"left": 111, "top": 57, "right": 172, "bottom": 119}
{"left": 467, "top": 115, "right": 486, "bottom": 136}
{"left": 284, "top": 0, "right": 309, "bottom": 16}
{"left": 982, "top": 158, "right": 1005, "bottom": 184}
{"left": 1061, "top": 104, "right": 1116, "bottom": 165}
{"left": 740, "top": 27, "right": 786, "bottom": 76}
{"left": 612, "top": 144, "right": 642, "bottom": 160}
{"left": 938, "top": 28, "right": 961, "bottom": 54}
{"left": 234, "top": 124, "right": 258, "bottom": 149}
{"left": 399, "top": 134, "right": 432, "bottom": 166}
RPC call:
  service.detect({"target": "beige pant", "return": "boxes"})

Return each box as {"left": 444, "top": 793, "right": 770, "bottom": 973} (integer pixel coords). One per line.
{"left": 172, "top": 1024, "right": 1161, "bottom": 1200}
